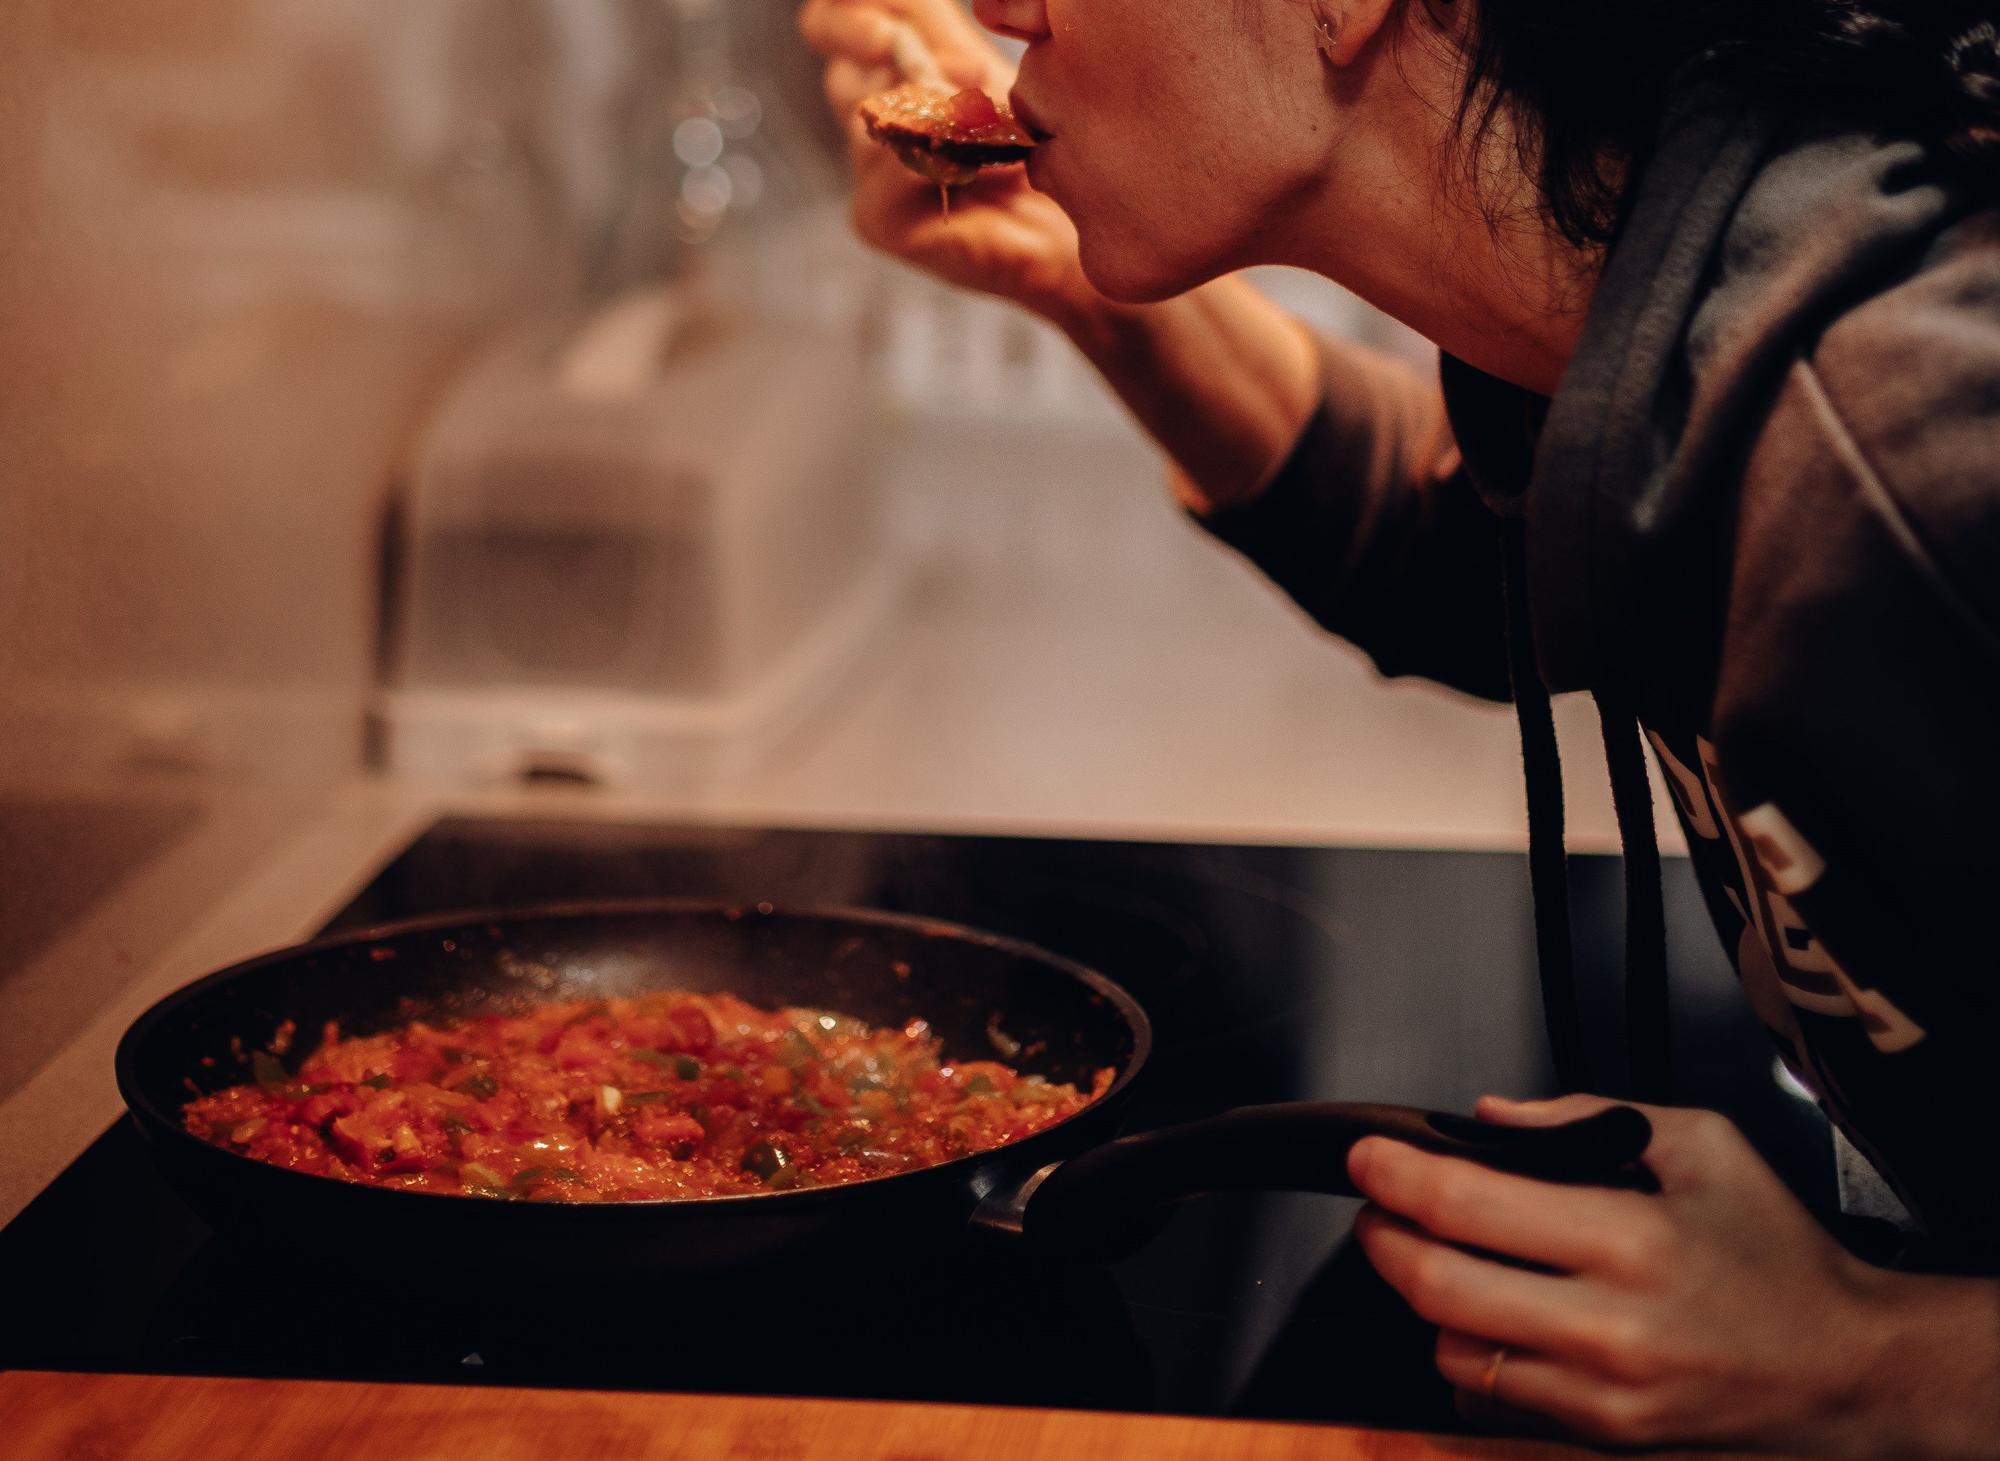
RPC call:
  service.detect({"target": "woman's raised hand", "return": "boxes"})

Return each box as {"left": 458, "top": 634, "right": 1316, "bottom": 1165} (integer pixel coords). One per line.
{"left": 796, "top": 0, "right": 1093, "bottom": 323}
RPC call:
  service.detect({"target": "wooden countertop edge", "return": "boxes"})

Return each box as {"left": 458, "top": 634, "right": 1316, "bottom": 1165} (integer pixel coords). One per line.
{"left": 1, "top": 1368, "right": 1764, "bottom": 1460}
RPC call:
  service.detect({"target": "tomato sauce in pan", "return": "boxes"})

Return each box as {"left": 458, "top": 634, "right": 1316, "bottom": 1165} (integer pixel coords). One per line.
{"left": 182, "top": 992, "right": 1112, "bottom": 1201}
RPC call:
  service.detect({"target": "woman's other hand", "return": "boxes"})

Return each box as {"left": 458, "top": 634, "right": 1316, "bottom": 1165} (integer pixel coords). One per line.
{"left": 1350, "top": 1094, "right": 2000, "bottom": 1457}
{"left": 796, "top": 0, "right": 1093, "bottom": 323}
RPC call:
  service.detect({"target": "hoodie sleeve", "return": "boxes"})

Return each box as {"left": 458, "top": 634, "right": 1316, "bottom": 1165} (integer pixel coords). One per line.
{"left": 1708, "top": 238, "right": 2000, "bottom": 1263}
{"left": 1191, "top": 335, "right": 1513, "bottom": 702}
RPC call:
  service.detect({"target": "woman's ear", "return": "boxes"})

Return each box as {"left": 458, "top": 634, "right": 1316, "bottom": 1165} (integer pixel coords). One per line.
{"left": 1311, "top": 0, "right": 1401, "bottom": 68}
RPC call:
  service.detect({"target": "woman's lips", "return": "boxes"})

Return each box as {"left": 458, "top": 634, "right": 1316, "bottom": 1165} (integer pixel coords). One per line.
{"left": 1008, "top": 91, "right": 1053, "bottom": 143}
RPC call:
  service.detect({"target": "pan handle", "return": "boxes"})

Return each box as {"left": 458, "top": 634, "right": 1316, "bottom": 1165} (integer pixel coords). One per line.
{"left": 1011, "top": 1101, "right": 1654, "bottom": 1261}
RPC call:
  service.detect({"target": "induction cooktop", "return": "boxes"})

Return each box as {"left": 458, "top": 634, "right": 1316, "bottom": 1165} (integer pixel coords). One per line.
{"left": 0, "top": 816, "right": 1827, "bottom": 1433}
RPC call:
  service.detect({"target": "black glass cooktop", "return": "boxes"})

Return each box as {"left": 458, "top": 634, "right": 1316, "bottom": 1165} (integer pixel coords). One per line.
{"left": 0, "top": 817, "right": 1828, "bottom": 1431}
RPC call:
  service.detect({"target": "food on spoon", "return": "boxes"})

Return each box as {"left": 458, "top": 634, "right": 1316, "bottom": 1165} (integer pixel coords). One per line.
{"left": 182, "top": 991, "right": 1111, "bottom": 1201}
{"left": 859, "top": 82, "right": 1035, "bottom": 193}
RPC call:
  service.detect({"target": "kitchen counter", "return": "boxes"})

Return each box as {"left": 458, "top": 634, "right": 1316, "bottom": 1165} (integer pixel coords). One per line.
{"left": 0, "top": 1372, "right": 1770, "bottom": 1460}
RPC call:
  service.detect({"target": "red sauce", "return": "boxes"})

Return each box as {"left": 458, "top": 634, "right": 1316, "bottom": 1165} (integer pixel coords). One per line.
{"left": 182, "top": 992, "right": 1112, "bottom": 1201}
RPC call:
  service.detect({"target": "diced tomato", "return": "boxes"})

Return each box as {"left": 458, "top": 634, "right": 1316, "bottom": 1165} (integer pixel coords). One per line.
{"left": 630, "top": 1108, "right": 705, "bottom": 1148}
{"left": 949, "top": 88, "right": 1000, "bottom": 130}
{"left": 550, "top": 1024, "right": 611, "bottom": 1069}
{"left": 390, "top": 1045, "right": 442, "bottom": 1082}
{"left": 807, "top": 1074, "right": 853, "bottom": 1110}
{"left": 659, "top": 1004, "right": 715, "bottom": 1053}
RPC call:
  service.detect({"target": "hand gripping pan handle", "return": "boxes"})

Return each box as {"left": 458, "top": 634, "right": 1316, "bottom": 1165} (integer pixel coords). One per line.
{"left": 1007, "top": 1101, "right": 1654, "bottom": 1262}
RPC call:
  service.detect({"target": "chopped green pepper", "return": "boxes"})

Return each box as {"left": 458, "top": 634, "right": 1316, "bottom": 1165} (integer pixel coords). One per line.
{"left": 456, "top": 1074, "right": 499, "bottom": 1100}
{"left": 361, "top": 1073, "right": 393, "bottom": 1090}
{"left": 510, "top": 1165, "right": 580, "bottom": 1190}
{"left": 250, "top": 1051, "right": 288, "bottom": 1089}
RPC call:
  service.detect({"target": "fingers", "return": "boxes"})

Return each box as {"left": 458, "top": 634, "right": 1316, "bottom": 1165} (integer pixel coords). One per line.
{"left": 1348, "top": 1137, "right": 1654, "bottom": 1274}
{"left": 825, "top": 55, "right": 898, "bottom": 125}
{"left": 1438, "top": 1326, "right": 1513, "bottom": 1394}
{"left": 800, "top": 0, "right": 900, "bottom": 69}
{"left": 1474, "top": 1092, "right": 1630, "bottom": 1127}
{"left": 855, "top": 157, "right": 1027, "bottom": 253}
{"left": 1437, "top": 1331, "right": 1658, "bottom": 1445}
{"left": 799, "top": 0, "right": 1008, "bottom": 84}
{"left": 1353, "top": 1206, "right": 1607, "bottom": 1354}
{"left": 1477, "top": 1096, "right": 1758, "bottom": 1196}
{"left": 880, "top": 0, "right": 1004, "bottom": 65}
{"left": 1437, "top": 1328, "right": 1573, "bottom": 1397}
{"left": 937, "top": 49, "right": 992, "bottom": 88}
{"left": 1472, "top": 1093, "right": 1665, "bottom": 1188}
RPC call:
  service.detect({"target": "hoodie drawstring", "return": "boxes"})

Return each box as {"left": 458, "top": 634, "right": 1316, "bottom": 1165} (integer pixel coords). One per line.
{"left": 1599, "top": 701, "right": 1673, "bottom": 1103}
{"left": 1500, "top": 519, "right": 1672, "bottom": 1102}
{"left": 1500, "top": 518, "right": 1592, "bottom": 1093}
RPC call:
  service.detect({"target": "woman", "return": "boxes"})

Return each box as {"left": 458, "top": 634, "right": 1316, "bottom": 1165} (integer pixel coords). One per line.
{"left": 799, "top": 0, "right": 2000, "bottom": 1452}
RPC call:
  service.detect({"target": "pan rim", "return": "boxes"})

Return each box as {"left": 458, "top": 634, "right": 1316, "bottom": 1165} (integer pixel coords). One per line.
{"left": 115, "top": 897, "right": 1153, "bottom": 1214}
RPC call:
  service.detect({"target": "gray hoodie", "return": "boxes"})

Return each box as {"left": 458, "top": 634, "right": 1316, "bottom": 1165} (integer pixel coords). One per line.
{"left": 1200, "top": 93, "right": 2000, "bottom": 1264}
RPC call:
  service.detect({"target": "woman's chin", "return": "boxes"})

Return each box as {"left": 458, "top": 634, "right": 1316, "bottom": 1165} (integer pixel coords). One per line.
{"left": 1074, "top": 233, "right": 1214, "bottom": 306}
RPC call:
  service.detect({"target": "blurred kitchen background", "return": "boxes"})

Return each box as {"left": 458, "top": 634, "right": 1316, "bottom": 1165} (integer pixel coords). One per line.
{"left": 0, "top": 0, "right": 1704, "bottom": 1150}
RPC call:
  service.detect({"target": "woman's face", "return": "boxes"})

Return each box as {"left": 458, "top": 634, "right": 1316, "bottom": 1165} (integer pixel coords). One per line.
{"left": 981, "top": 0, "right": 1350, "bottom": 301}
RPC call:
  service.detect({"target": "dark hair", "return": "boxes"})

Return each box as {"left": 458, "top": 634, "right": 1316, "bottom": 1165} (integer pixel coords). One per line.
{"left": 1426, "top": 1, "right": 2000, "bottom": 245}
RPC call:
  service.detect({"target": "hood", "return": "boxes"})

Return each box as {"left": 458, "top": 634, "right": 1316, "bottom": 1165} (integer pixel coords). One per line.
{"left": 1493, "top": 93, "right": 1979, "bottom": 694}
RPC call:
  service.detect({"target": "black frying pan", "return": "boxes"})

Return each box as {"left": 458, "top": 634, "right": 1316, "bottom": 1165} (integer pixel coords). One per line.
{"left": 116, "top": 901, "right": 1652, "bottom": 1279}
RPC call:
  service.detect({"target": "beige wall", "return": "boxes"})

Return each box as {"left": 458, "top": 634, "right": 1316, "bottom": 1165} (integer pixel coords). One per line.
{"left": 0, "top": 2, "right": 628, "bottom": 1065}
{"left": 0, "top": 1, "right": 625, "bottom": 786}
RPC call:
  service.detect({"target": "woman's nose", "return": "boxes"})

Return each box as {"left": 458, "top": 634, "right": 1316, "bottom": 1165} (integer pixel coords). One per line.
{"left": 970, "top": 0, "right": 1051, "bottom": 43}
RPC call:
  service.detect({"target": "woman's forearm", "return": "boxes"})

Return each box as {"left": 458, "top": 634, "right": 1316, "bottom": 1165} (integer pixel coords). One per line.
{"left": 1042, "top": 274, "right": 1327, "bottom": 516}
